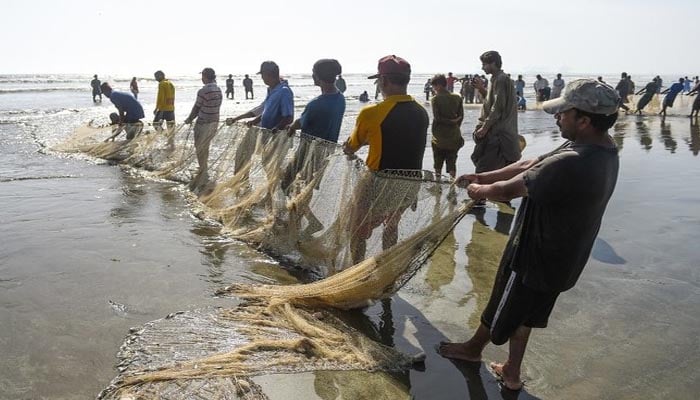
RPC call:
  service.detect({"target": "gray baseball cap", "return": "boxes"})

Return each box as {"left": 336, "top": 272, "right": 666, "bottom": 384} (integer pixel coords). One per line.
{"left": 542, "top": 79, "right": 620, "bottom": 115}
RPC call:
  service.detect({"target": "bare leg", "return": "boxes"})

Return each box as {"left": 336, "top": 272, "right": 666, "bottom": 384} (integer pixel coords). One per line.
{"left": 437, "top": 323, "right": 490, "bottom": 361}
{"left": 490, "top": 325, "right": 531, "bottom": 390}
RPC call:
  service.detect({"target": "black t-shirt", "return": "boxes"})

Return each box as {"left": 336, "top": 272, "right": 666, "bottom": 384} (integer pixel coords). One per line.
{"left": 507, "top": 141, "right": 619, "bottom": 293}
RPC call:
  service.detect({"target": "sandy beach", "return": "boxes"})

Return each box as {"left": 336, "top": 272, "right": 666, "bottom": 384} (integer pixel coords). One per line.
{"left": 1, "top": 73, "right": 699, "bottom": 399}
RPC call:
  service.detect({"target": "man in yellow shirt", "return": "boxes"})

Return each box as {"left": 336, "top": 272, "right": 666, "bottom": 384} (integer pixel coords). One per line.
{"left": 343, "top": 55, "right": 429, "bottom": 263}
{"left": 153, "top": 70, "right": 175, "bottom": 131}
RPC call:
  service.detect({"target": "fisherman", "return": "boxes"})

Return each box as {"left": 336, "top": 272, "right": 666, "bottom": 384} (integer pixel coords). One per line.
{"left": 439, "top": 79, "right": 621, "bottom": 392}
{"left": 100, "top": 82, "right": 145, "bottom": 140}
{"left": 343, "top": 54, "right": 428, "bottom": 263}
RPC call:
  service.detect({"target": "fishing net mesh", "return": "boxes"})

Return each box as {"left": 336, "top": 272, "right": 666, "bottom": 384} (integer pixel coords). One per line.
{"left": 55, "top": 123, "right": 473, "bottom": 399}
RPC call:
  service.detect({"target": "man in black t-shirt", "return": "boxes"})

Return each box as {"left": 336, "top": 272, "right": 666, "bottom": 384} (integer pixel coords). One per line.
{"left": 438, "top": 79, "right": 621, "bottom": 391}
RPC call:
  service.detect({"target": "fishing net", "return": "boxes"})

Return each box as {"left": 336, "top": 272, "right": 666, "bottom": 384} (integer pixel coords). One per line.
{"left": 55, "top": 122, "right": 473, "bottom": 398}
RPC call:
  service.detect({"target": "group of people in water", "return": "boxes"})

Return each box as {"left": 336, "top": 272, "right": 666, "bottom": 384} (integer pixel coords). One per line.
{"left": 85, "top": 52, "right": 698, "bottom": 392}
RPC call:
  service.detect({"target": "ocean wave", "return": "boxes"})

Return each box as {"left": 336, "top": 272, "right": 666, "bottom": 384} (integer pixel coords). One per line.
{"left": 0, "top": 87, "right": 89, "bottom": 94}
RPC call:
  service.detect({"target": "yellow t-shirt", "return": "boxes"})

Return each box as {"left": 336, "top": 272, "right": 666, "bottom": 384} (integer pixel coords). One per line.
{"left": 156, "top": 79, "right": 175, "bottom": 111}
{"left": 346, "top": 95, "right": 428, "bottom": 171}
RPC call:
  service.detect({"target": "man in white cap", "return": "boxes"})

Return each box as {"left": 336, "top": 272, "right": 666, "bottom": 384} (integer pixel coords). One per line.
{"left": 439, "top": 79, "right": 621, "bottom": 391}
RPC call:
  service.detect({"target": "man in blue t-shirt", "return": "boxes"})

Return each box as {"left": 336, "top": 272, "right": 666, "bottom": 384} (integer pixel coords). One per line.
{"left": 280, "top": 59, "right": 345, "bottom": 196}
{"left": 227, "top": 61, "right": 294, "bottom": 131}
{"left": 286, "top": 59, "right": 345, "bottom": 142}
{"left": 100, "top": 82, "right": 145, "bottom": 140}
{"left": 660, "top": 78, "right": 685, "bottom": 117}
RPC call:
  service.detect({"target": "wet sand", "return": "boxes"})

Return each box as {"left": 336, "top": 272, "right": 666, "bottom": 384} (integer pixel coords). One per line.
{"left": 1, "top": 93, "right": 699, "bottom": 398}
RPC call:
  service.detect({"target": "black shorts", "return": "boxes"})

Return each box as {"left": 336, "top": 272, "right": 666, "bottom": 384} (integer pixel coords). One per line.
{"left": 481, "top": 265, "right": 559, "bottom": 345}
{"left": 154, "top": 111, "right": 175, "bottom": 123}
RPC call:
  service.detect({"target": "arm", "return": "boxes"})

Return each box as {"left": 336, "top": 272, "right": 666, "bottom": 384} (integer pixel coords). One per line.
{"left": 456, "top": 157, "right": 540, "bottom": 187}
{"left": 286, "top": 118, "right": 301, "bottom": 136}
{"left": 476, "top": 76, "right": 506, "bottom": 137}
{"left": 154, "top": 86, "right": 162, "bottom": 113}
{"left": 467, "top": 173, "right": 528, "bottom": 202}
{"left": 184, "top": 104, "right": 199, "bottom": 124}
{"left": 274, "top": 116, "right": 294, "bottom": 131}
{"left": 227, "top": 103, "right": 263, "bottom": 124}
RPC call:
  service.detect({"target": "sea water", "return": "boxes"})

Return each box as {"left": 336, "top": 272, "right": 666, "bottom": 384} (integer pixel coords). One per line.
{"left": 0, "top": 73, "right": 698, "bottom": 399}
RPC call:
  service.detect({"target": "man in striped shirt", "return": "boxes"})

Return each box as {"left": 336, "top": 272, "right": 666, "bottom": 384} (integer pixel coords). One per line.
{"left": 185, "top": 67, "right": 222, "bottom": 189}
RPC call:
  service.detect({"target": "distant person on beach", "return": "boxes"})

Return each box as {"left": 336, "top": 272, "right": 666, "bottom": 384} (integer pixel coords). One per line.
{"left": 534, "top": 75, "right": 550, "bottom": 101}
{"left": 470, "top": 51, "right": 521, "bottom": 181}
{"left": 130, "top": 77, "right": 139, "bottom": 99}
{"left": 286, "top": 59, "right": 345, "bottom": 142}
{"left": 226, "top": 74, "right": 234, "bottom": 99}
{"left": 655, "top": 75, "right": 663, "bottom": 93}
{"left": 335, "top": 74, "right": 347, "bottom": 94}
{"left": 683, "top": 76, "right": 691, "bottom": 93}
{"left": 551, "top": 74, "right": 565, "bottom": 98}
{"left": 659, "top": 78, "right": 685, "bottom": 117}
{"left": 687, "top": 79, "right": 700, "bottom": 118}
{"left": 91, "top": 75, "right": 102, "bottom": 103}
{"left": 446, "top": 72, "right": 457, "bottom": 93}
{"left": 688, "top": 83, "right": 700, "bottom": 118}
{"left": 100, "top": 82, "right": 145, "bottom": 140}
{"left": 183, "top": 67, "right": 222, "bottom": 189}
{"left": 634, "top": 78, "right": 659, "bottom": 115}
{"left": 424, "top": 78, "right": 432, "bottom": 101}
{"left": 517, "top": 91, "right": 527, "bottom": 110}
{"left": 615, "top": 72, "right": 632, "bottom": 113}
{"left": 359, "top": 91, "right": 369, "bottom": 102}
{"left": 343, "top": 54, "right": 428, "bottom": 263}
{"left": 430, "top": 74, "right": 464, "bottom": 180}
{"left": 227, "top": 61, "right": 294, "bottom": 130}
{"left": 441, "top": 79, "right": 620, "bottom": 392}
{"left": 153, "top": 70, "right": 175, "bottom": 131}
{"left": 515, "top": 75, "right": 526, "bottom": 100}
{"left": 628, "top": 75, "right": 635, "bottom": 95}
{"left": 243, "top": 74, "right": 254, "bottom": 99}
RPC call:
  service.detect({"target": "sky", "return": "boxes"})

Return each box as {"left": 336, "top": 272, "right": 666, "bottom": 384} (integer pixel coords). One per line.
{"left": 2, "top": 0, "right": 698, "bottom": 77}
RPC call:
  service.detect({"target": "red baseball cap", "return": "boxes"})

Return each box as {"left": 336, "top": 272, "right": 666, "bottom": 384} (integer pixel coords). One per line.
{"left": 368, "top": 55, "right": 411, "bottom": 79}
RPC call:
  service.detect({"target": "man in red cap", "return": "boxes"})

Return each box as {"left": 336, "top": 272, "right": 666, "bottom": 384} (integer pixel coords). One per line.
{"left": 343, "top": 55, "right": 429, "bottom": 263}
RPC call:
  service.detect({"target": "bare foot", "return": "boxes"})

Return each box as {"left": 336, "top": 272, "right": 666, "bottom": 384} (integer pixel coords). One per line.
{"left": 436, "top": 341, "right": 481, "bottom": 362}
{"left": 489, "top": 362, "right": 523, "bottom": 391}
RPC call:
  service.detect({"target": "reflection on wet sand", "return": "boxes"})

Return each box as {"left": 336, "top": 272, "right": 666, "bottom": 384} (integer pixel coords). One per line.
{"left": 313, "top": 370, "right": 411, "bottom": 400}
{"left": 464, "top": 204, "right": 515, "bottom": 328}
{"left": 635, "top": 119, "right": 653, "bottom": 151}
{"left": 660, "top": 119, "right": 677, "bottom": 153}
{"left": 687, "top": 120, "right": 700, "bottom": 155}
{"left": 612, "top": 121, "right": 627, "bottom": 151}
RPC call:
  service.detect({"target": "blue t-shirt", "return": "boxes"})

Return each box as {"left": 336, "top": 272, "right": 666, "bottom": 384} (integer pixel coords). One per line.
{"left": 665, "top": 82, "right": 684, "bottom": 102}
{"left": 299, "top": 92, "right": 346, "bottom": 142}
{"left": 109, "top": 91, "right": 145, "bottom": 122}
{"left": 260, "top": 81, "right": 294, "bottom": 129}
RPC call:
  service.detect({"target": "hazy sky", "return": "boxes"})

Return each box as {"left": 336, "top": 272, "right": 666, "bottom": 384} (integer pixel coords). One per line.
{"left": 2, "top": 0, "right": 698, "bottom": 76}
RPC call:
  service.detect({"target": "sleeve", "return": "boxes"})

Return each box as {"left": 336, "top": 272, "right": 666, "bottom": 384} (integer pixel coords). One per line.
{"left": 281, "top": 89, "right": 294, "bottom": 118}
{"left": 299, "top": 100, "right": 316, "bottom": 131}
{"left": 482, "top": 77, "right": 506, "bottom": 130}
{"left": 249, "top": 103, "right": 264, "bottom": 117}
{"left": 346, "top": 108, "right": 369, "bottom": 151}
{"left": 195, "top": 88, "right": 204, "bottom": 107}
{"left": 156, "top": 83, "right": 164, "bottom": 109}
{"left": 524, "top": 155, "right": 577, "bottom": 205}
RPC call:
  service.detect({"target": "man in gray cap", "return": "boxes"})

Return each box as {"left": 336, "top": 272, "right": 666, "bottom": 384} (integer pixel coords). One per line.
{"left": 439, "top": 79, "right": 621, "bottom": 391}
